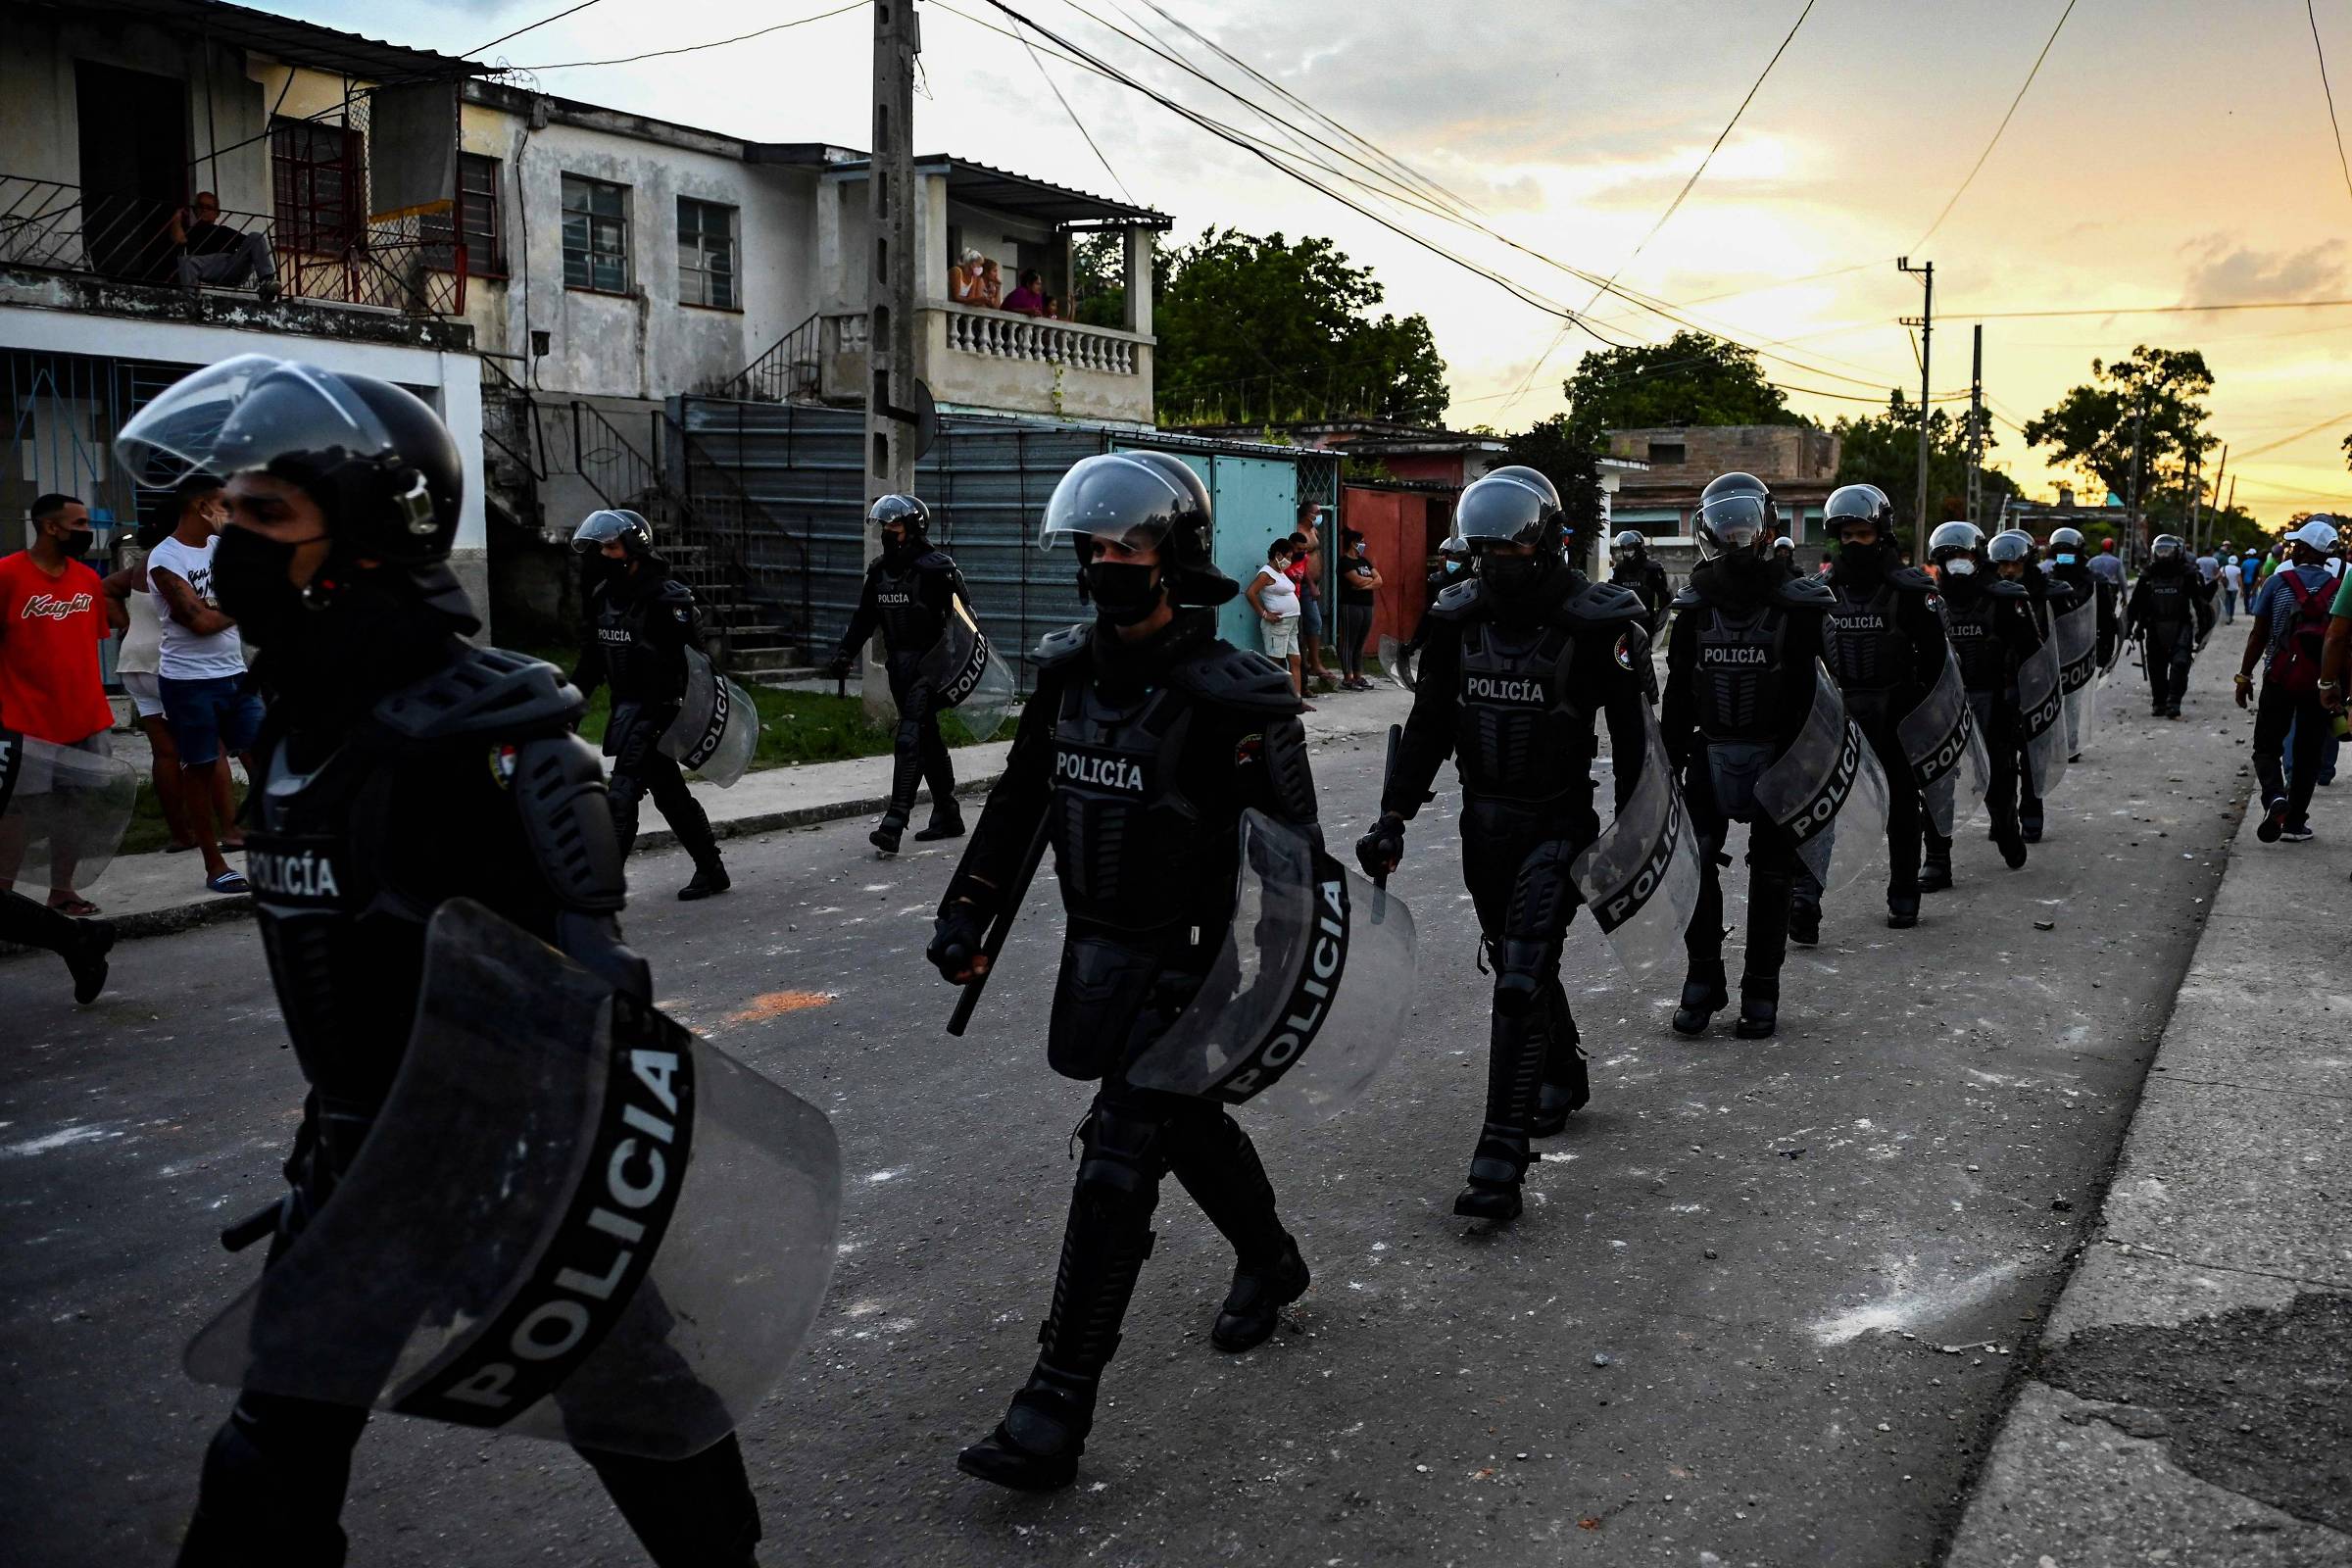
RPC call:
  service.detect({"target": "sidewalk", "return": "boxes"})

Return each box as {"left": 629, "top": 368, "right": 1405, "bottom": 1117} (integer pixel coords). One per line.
{"left": 1945, "top": 759, "right": 2351, "bottom": 1562}
{"left": 33, "top": 678, "right": 1414, "bottom": 946}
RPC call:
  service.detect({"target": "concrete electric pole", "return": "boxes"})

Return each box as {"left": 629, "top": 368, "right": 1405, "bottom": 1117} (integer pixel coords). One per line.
{"left": 864, "top": 0, "right": 920, "bottom": 718}
{"left": 2205, "top": 443, "right": 2229, "bottom": 552}
{"left": 2126, "top": 394, "right": 2148, "bottom": 563}
{"left": 1965, "top": 322, "right": 1984, "bottom": 526}
{"left": 1897, "top": 257, "right": 1935, "bottom": 562}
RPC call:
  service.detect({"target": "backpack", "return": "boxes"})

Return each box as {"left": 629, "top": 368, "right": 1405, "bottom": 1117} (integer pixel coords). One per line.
{"left": 2268, "top": 571, "right": 2330, "bottom": 694}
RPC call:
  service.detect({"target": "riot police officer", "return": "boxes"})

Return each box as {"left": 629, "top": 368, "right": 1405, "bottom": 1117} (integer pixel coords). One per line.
{"left": 1610, "top": 527, "right": 1672, "bottom": 637}
{"left": 1817, "top": 484, "right": 1949, "bottom": 928}
{"left": 1928, "top": 520, "right": 2040, "bottom": 877}
{"left": 570, "top": 509, "right": 730, "bottom": 900}
{"left": 1771, "top": 533, "right": 1801, "bottom": 579}
{"left": 829, "top": 494, "right": 970, "bottom": 853}
{"left": 1989, "top": 529, "right": 2077, "bottom": 842}
{"left": 2126, "top": 533, "right": 2213, "bottom": 718}
{"left": 927, "top": 451, "right": 1321, "bottom": 1493}
{"left": 117, "top": 358, "right": 764, "bottom": 1567}
{"left": 1357, "top": 467, "right": 1653, "bottom": 1222}
{"left": 1661, "top": 473, "right": 1835, "bottom": 1039}
{"left": 2045, "top": 525, "right": 2120, "bottom": 669}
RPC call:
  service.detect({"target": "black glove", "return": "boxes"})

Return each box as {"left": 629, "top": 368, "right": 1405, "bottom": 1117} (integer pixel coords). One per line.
{"left": 927, "top": 901, "right": 989, "bottom": 984}
{"left": 1354, "top": 811, "right": 1405, "bottom": 880}
{"left": 823, "top": 651, "right": 854, "bottom": 679}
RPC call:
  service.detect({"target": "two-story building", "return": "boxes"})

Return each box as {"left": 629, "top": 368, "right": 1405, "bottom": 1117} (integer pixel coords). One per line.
{"left": 2, "top": 0, "right": 492, "bottom": 613}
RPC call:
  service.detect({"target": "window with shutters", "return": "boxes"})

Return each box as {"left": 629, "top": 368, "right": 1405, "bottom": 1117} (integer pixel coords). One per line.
{"left": 424, "top": 152, "right": 502, "bottom": 275}
{"left": 676, "top": 196, "right": 738, "bottom": 310}
{"left": 271, "top": 118, "right": 364, "bottom": 254}
{"left": 562, "top": 174, "right": 629, "bottom": 292}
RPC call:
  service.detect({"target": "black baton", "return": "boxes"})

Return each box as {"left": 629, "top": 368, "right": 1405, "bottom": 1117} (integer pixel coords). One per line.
{"left": 947, "top": 812, "right": 1054, "bottom": 1037}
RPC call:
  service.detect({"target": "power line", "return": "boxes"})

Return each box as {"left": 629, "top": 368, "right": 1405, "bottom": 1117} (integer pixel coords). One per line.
{"left": 1956, "top": 297, "right": 2352, "bottom": 319}
{"left": 2229, "top": 409, "right": 2352, "bottom": 461}
{"left": 1915, "top": 0, "right": 2079, "bottom": 246}
{"left": 508, "top": 1, "right": 862, "bottom": 71}
{"left": 1582, "top": 0, "right": 1818, "bottom": 314}
{"left": 466, "top": 0, "right": 603, "bottom": 59}
{"left": 2309, "top": 0, "right": 2352, "bottom": 208}
{"left": 1020, "top": 32, "right": 1136, "bottom": 203}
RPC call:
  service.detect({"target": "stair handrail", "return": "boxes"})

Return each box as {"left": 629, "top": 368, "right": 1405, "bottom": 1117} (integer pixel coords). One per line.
{"left": 708, "top": 312, "right": 822, "bottom": 404}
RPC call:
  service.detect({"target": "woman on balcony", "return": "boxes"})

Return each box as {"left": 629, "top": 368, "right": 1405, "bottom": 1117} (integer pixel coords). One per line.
{"left": 1002, "top": 269, "right": 1048, "bottom": 318}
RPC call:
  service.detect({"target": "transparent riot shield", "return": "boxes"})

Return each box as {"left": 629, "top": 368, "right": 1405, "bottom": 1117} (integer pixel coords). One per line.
{"left": 2017, "top": 638, "right": 2069, "bottom": 799}
{"left": 1897, "top": 651, "right": 1993, "bottom": 838}
{"left": 922, "top": 597, "right": 1017, "bottom": 743}
{"left": 1123, "top": 810, "right": 1416, "bottom": 1121}
{"left": 660, "top": 648, "right": 760, "bottom": 788}
{"left": 2054, "top": 598, "right": 2099, "bottom": 755}
{"left": 1378, "top": 634, "right": 1418, "bottom": 692}
{"left": 0, "top": 731, "right": 138, "bottom": 890}
{"left": 185, "top": 898, "right": 843, "bottom": 1460}
{"left": 1571, "top": 712, "right": 1700, "bottom": 978}
{"left": 1752, "top": 663, "right": 1891, "bottom": 895}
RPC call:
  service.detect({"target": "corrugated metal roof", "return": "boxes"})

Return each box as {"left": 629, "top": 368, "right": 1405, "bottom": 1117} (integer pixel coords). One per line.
{"left": 29, "top": 0, "right": 485, "bottom": 80}
{"left": 828, "top": 156, "right": 1172, "bottom": 230}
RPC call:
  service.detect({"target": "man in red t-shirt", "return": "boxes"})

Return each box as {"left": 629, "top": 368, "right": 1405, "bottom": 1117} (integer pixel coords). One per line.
{"left": 0, "top": 493, "right": 118, "bottom": 1000}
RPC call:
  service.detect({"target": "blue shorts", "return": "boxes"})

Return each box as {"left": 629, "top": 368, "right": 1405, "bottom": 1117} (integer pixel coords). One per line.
{"left": 159, "top": 673, "right": 263, "bottom": 767}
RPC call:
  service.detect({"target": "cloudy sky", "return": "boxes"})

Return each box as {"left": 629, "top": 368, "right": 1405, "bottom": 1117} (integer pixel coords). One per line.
{"left": 297, "top": 0, "right": 2350, "bottom": 518}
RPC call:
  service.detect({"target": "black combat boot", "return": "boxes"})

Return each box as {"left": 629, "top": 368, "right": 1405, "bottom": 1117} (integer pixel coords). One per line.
{"left": 869, "top": 809, "right": 906, "bottom": 856}
{"left": 1886, "top": 891, "right": 1920, "bottom": 929}
{"left": 1788, "top": 895, "right": 1822, "bottom": 947}
{"left": 957, "top": 1363, "right": 1098, "bottom": 1494}
{"left": 1166, "top": 1110, "right": 1306, "bottom": 1351}
{"left": 1529, "top": 1000, "right": 1588, "bottom": 1137}
{"left": 677, "top": 857, "right": 731, "bottom": 901}
{"left": 1671, "top": 959, "right": 1729, "bottom": 1035}
{"left": 1734, "top": 975, "right": 1779, "bottom": 1039}
{"left": 1455, "top": 1009, "right": 1544, "bottom": 1221}
{"left": 1211, "top": 1239, "right": 1309, "bottom": 1351}
{"left": 913, "top": 801, "right": 965, "bottom": 842}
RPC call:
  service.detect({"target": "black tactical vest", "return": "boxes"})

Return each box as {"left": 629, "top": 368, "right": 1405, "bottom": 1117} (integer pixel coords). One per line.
{"left": 1451, "top": 617, "right": 1596, "bottom": 803}
{"left": 1943, "top": 592, "right": 2009, "bottom": 693}
{"left": 1692, "top": 603, "right": 1789, "bottom": 742}
{"left": 588, "top": 578, "right": 691, "bottom": 703}
{"left": 1824, "top": 581, "right": 1908, "bottom": 697}
{"left": 2141, "top": 570, "right": 2193, "bottom": 625}
{"left": 1049, "top": 677, "right": 1206, "bottom": 936}
{"left": 874, "top": 560, "right": 948, "bottom": 655}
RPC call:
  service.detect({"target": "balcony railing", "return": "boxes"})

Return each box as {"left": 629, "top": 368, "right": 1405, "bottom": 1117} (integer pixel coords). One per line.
{"left": 0, "top": 175, "right": 465, "bottom": 317}
{"left": 936, "top": 301, "right": 1142, "bottom": 374}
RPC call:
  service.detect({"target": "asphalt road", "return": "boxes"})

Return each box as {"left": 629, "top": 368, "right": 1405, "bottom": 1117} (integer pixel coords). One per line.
{"left": 1, "top": 655, "right": 2254, "bottom": 1567}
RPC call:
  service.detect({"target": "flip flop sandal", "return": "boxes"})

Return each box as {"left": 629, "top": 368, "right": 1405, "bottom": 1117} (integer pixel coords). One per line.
{"left": 206, "top": 870, "right": 251, "bottom": 895}
{"left": 47, "top": 896, "right": 101, "bottom": 917}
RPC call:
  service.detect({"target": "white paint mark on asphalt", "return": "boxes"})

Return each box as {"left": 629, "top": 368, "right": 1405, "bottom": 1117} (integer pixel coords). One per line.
{"left": 2, "top": 1122, "right": 121, "bottom": 1157}
{"left": 860, "top": 883, "right": 893, "bottom": 893}
{"left": 862, "top": 1168, "right": 903, "bottom": 1184}
{"left": 1806, "top": 1257, "right": 2028, "bottom": 1345}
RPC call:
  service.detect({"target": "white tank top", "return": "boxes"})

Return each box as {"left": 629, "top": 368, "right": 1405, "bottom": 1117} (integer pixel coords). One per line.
{"left": 115, "top": 554, "right": 168, "bottom": 677}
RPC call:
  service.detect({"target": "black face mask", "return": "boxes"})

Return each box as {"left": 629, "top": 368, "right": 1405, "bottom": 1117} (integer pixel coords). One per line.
{"left": 1835, "top": 538, "right": 1894, "bottom": 580}
{"left": 1480, "top": 553, "right": 1549, "bottom": 601}
{"left": 213, "top": 524, "right": 311, "bottom": 645}
{"left": 881, "top": 533, "right": 915, "bottom": 564}
{"left": 1082, "top": 561, "right": 1164, "bottom": 626}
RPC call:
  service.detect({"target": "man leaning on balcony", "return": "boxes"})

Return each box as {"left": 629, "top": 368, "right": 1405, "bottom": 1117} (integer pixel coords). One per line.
{"left": 168, "top": 192, "right": 279, "bottom": 302}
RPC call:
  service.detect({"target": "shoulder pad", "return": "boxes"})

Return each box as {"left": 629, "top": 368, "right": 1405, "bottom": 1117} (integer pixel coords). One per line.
{"left": 1887, "top": 566, "right": 1938, "bottom": 593}
{"left": 654, "top": 579, "right": 695, "bottom": 608}
{"left": 1771, "top": 576, "right": 1836, "bottom": 610}
{"left": 1669, "top": 584, "right": 1704, "bottom": 612}
{"left": 1169, "top": 642, "right": 1304, "bottom": 715}
{"left": 1427, "top": 577, "right": 1485, "bottom": 620}
{"left": 1032, "top": 621, "right": 1092, "bottom": 670}
{"left": 915, "top": 549, "right": 957, "bottom": 572}
{"left": 1563, "top": 579, "right": 1644, "bottom": 625}
{"left": 373, "top": 646, "right": 583, "bottom": 743}
{"left": 1986, "top": 579, "right": 2031, "bottom": 601}
{"left": 510, "top": 731, "right": 627, "bottom": 913}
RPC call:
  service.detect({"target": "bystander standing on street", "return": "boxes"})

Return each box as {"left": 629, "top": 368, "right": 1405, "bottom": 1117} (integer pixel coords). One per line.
{"left": 2220, "top": 553, "right": 2241, "bottom": 622}
{"left": 2088, "top": 536, "right": 2127, "bottom": 593}
{"left": 145, "top": 476, "right": 260, "bottom": 895}
{"left": 101, "top": 515, "right": 205, "bottom": 854}
{"left": 1335, "top": 528, "right": 1381, "bottom": 690}
{"left": 2236, "top": 517, "right": 2340, "bottom": 844}
{"left": 0, "top": 493, "right": 120, "bottom": 998}
{"left": 1291, "top": 502, "right": 1337, "bottom": 692}
{"left": 1245, "top": 536, "right": 1306, "bottom": 706}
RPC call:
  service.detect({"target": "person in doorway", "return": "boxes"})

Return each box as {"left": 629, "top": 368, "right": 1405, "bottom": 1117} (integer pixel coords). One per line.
{"left": 147, "top": 475, "right": 263, "bottom": 896}
{"left": 1335, "top": 528, "right": 1381, "bottom": 691}
{"left": 168, "top": 192, "right": 280, "bottom": 300}
{"left": 2237, "top": 517, "right": 2342, "bottom": 844}
{"left": 1244, "top": 537, "right": 1305, "bottom": 705}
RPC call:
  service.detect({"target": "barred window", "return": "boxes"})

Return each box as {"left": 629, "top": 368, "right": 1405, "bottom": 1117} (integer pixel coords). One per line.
{"left": 271, "top": 118, "right": 363, "bottom": 253}
{"left": 676, "top": 196, "right": 738, "bottom": 309}
{"left": 423, "top": 153, "right": 502, "bottom": 274}
{"left": 562, "top": 174, "right": 628, "bottom": 292}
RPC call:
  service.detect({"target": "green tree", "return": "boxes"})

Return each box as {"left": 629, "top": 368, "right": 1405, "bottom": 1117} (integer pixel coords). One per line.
{"left": 1832, "top": 392, "right": 2017, "bottom": 539}
{"left": 1501, "top": 414, "right": 1606, "bottom": 540}
{"left": 1560, "top": 330, "right": 1804, "bottom": 430}
{"left": 1152, "top": 228, "right": 1448, "bottom": 425}
{"left": 2022, "top": 346, "right": 2218, "bottom": 525}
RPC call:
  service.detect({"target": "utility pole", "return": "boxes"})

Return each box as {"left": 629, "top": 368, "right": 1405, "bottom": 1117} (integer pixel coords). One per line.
{"left": 2126, "top": 393, "right": 2148, "bottom": 564}
{"left": 864, "top": 0, "right": 920, "bottom": 718}
{"left": 1965, "top": 322, "right": 1985, "bottom": 526}
{"left": 2184, "top": 449, "right": 2202, "bottom": 557}
{"left": 1897, "top": 257, "right": 1935, "bottom": 562}
{"left": 2206, "top": 443, "right": 2230, "bottom": 550}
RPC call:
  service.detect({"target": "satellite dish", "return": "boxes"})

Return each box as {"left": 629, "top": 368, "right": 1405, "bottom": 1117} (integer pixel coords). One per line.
{"left": 906, "top": 378, "right": 939, "bottom": 462}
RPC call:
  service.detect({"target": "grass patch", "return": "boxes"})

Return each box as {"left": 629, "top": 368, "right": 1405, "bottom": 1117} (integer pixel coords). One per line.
{"left": 520, "top": 648, "right": 1010, "bottom": 771}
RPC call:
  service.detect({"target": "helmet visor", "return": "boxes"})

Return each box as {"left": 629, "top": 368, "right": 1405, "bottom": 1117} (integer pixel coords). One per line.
{"left": 571, "top": 510, "right": 650, "bottom": 555}
{"left": 1986, "top": 531, "right": 2033, "bottom": 564}
{"left": 1696, "top": 491, "right": 1773, "bottom": 550}
{"left": 1038, "top": 453, "right": 1190, "bottom": 553}
{"left": 115, "top": 355, "right": 394, "bottom": 491}
{"left": 1452, "top": 472, "right": 1555, "bottom": 548}
{"left": 2151, "top": 536, "right": 2181, "bottom": 558}
{"left": 1928, "top": 521, "right": 1984, "bottom": 558}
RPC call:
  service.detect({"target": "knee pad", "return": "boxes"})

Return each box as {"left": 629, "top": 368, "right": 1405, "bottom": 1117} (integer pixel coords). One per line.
{"left": 607, "top": 771, "right": 648, "bottom": 808}
{"left": 895, "top": 717, "right": 925, "bottom": 751}
{"left": 1491, "top": 938, "right": 1556, "bottom": 1016}
{"left": 1074, "top": 1096, "right": 1172, "bottom": 1224}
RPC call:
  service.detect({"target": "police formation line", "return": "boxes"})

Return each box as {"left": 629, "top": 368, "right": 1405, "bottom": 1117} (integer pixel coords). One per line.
{"left": 0, "top": 355, "right": 2211, "bottom": 1563}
